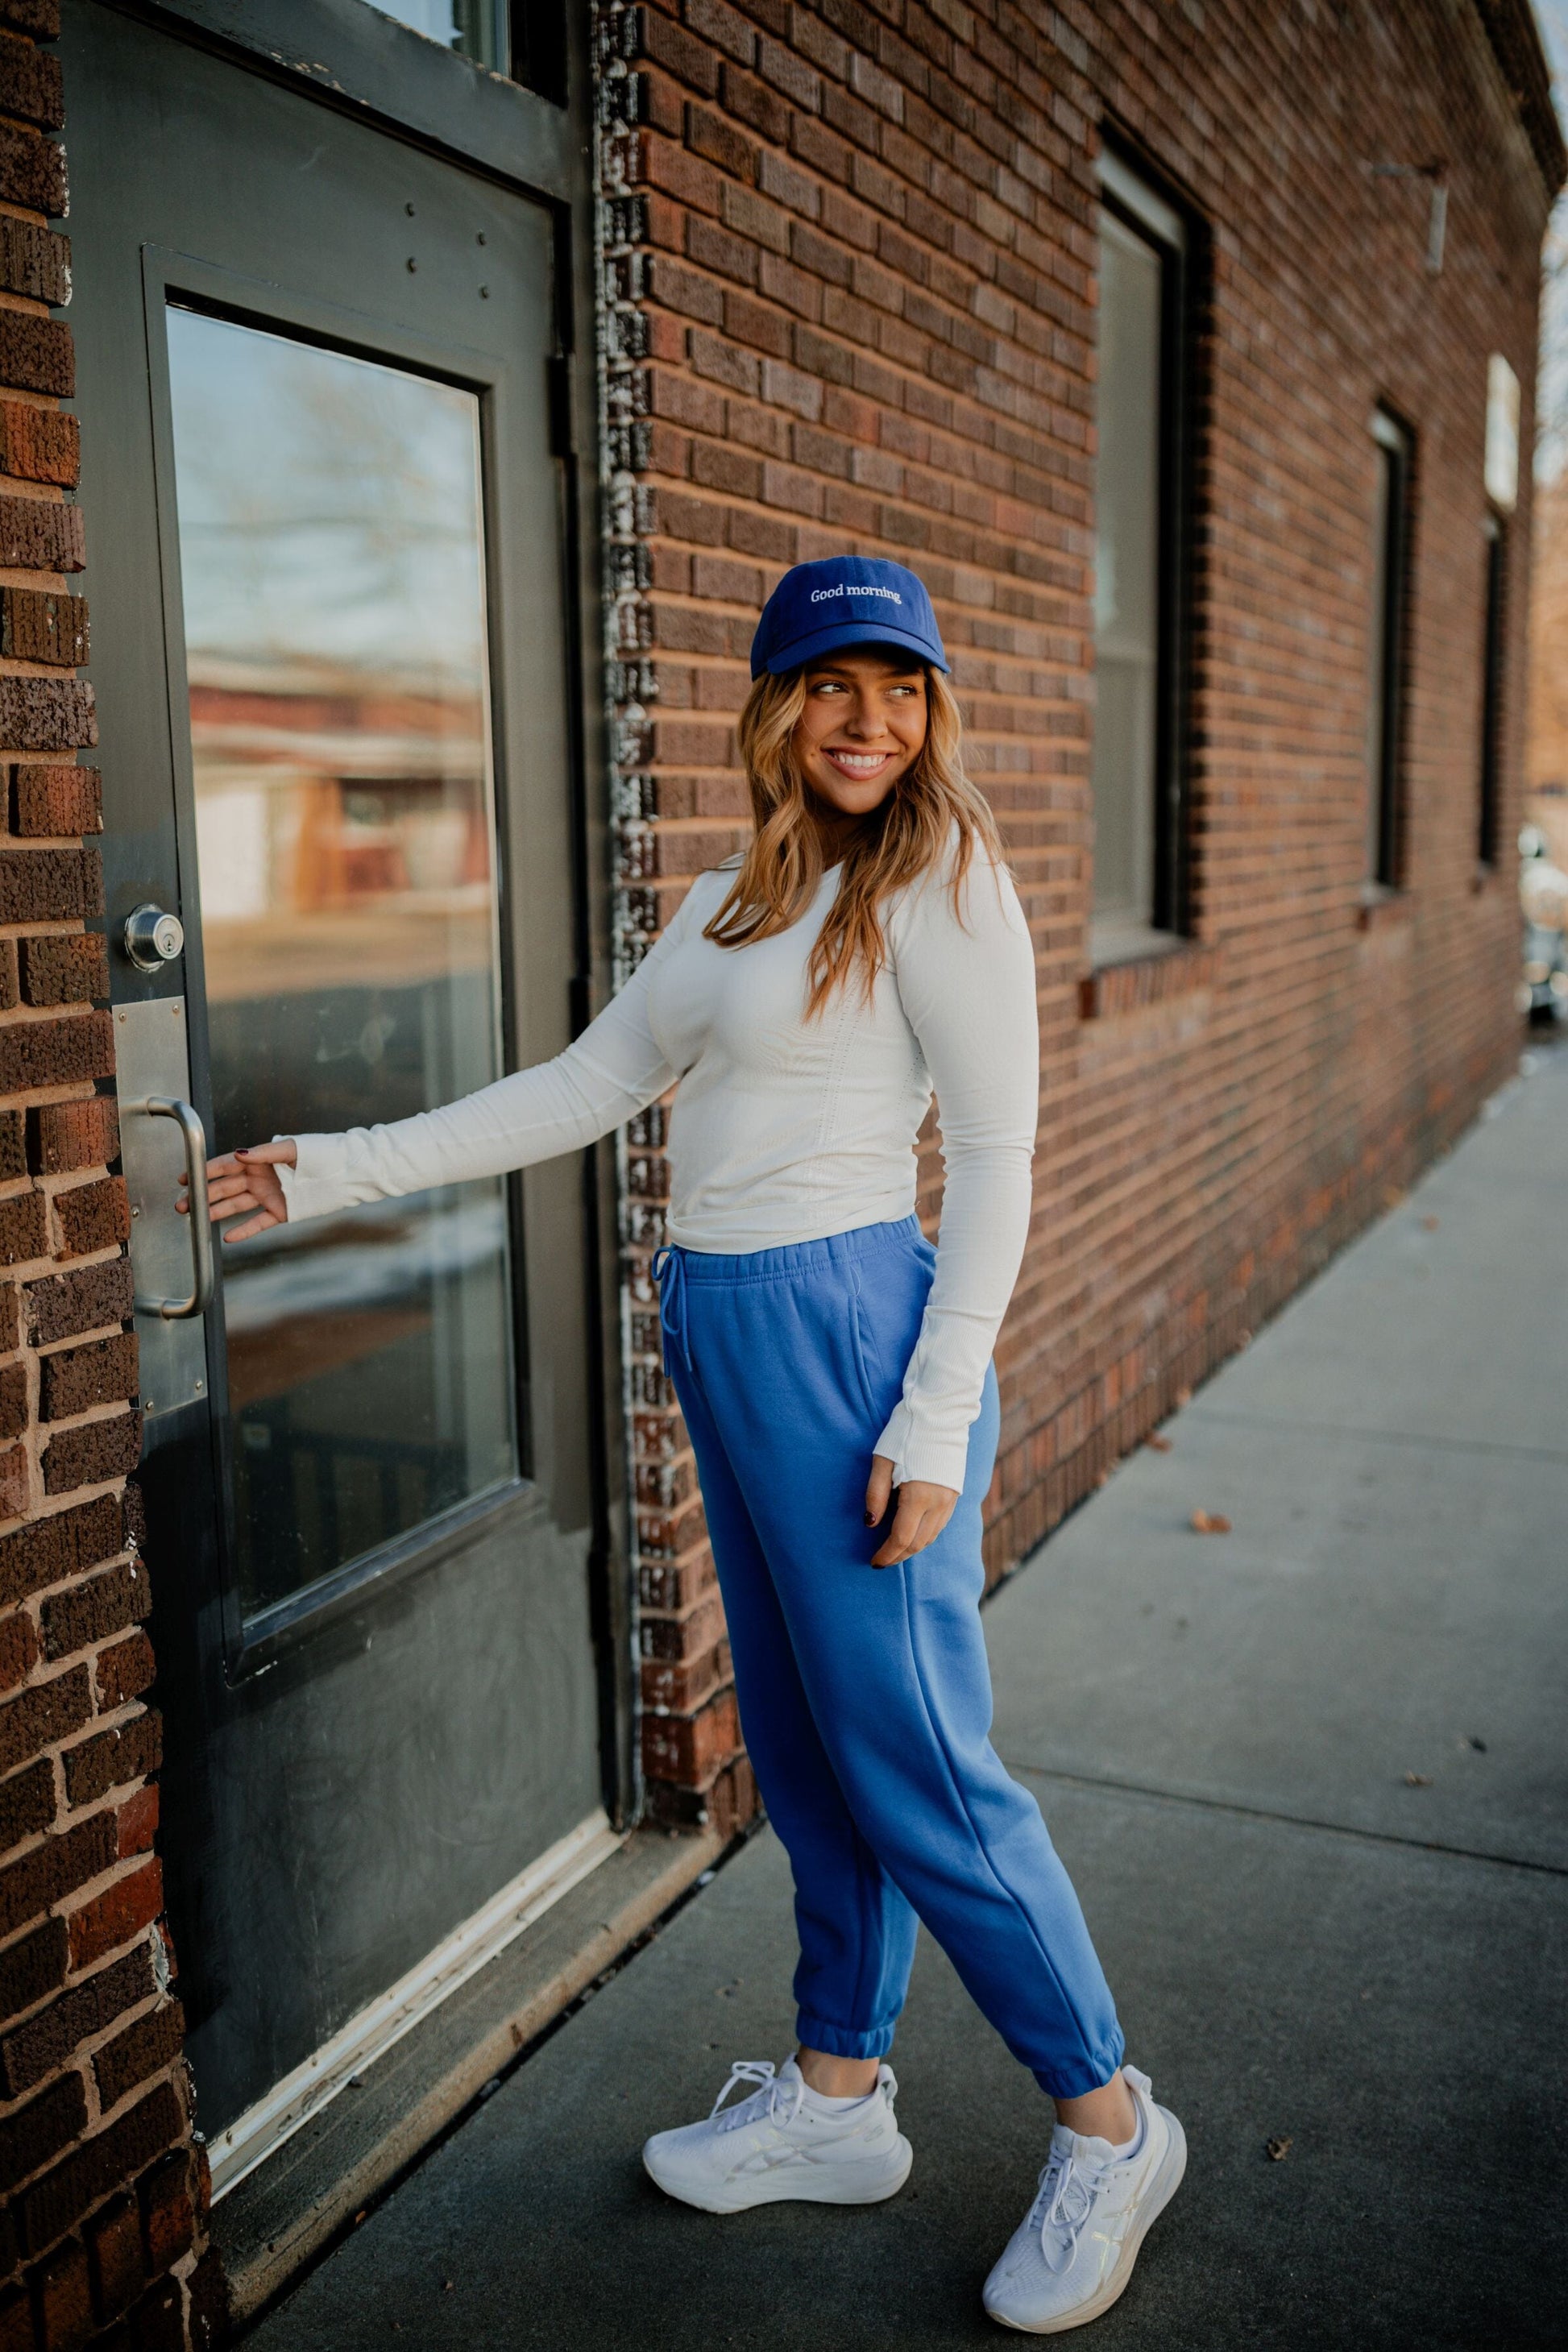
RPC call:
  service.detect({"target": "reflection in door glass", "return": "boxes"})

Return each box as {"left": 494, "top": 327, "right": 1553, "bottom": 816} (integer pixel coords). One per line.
{"left": 371, "top": 2, "right": 497, "bottom": 67}
{"left": 166, "top": 307, "right": 518, "bottom": 1620}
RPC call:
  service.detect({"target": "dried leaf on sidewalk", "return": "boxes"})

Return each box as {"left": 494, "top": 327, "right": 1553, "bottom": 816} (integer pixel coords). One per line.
{"left": 1421, "top": 1213, "right": 1440, "bottom": 1230}
{"left": 1147, "top": 1433, "right": 1172, "bottom": 1452}
{"left": 1265, "top": 2135, "right": 1292, "bottom": 2162}
{"left": 1403, "top": 1771, "right": 1433, "bottom": 1786}
{"left": 1190, "top": 1508, "right": 1232, "bottom": 1534}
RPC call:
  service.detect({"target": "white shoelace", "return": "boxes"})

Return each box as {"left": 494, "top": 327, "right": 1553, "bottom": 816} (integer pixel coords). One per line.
{"left": 1029, "top": 2147, "right": 1110, "bottom": 2274}
{"left": 708, "top": 2060, "right": 804, "bottom": 2134}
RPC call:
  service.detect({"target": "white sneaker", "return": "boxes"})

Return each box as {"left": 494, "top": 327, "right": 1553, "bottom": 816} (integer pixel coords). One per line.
{"left": 642, "top": 2056, "right": 913, "bottom": 2214}
{"left": 982, "top": 2065, "right": 1185, "bottom": 2333}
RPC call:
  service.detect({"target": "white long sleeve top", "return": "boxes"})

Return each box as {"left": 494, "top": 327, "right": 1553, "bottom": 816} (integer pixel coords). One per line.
{"left": 278, "top": 846, "right": 1039, "bottom": 1490}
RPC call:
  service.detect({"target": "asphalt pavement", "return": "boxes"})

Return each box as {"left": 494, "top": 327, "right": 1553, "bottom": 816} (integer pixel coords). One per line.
{"left": 248, "top": 1043, "right": 1568, "bottom": 2350}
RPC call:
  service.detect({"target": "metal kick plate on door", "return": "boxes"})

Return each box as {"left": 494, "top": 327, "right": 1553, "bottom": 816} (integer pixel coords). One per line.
{"left": 115, "top": 998, "right": 209, "bottom": 1420}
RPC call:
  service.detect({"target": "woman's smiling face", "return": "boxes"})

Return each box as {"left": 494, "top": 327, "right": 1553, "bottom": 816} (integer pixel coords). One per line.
{"left": 791, "top": 648, "right": 929, "bottom": 823}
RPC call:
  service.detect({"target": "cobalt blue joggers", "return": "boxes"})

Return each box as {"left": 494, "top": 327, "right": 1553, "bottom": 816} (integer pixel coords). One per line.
{"left": 654, "top": 1217, "right": 1124, "bottom": 2101}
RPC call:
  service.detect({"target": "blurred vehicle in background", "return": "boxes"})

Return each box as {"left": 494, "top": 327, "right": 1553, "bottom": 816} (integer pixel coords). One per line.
{"left": 1519, "top": 823, "right": 1568, "bottom": 1021}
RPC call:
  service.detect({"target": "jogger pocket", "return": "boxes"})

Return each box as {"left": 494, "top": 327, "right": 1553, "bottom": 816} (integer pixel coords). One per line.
{"left": 848, "top": 1284, "right": 886, "bottom": 1428}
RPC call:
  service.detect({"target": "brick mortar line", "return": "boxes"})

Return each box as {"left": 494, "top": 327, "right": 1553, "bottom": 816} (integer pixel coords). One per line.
{"left": 81, "top": 2047, "right": 183, "bottom": 2143}
{"left": 0, "top": 1485, "right": 127, "bottom": 1532}
{"left": 998, "top": 1184, "right": 1484, "bottom": 1461}
{"left": 0, "top": 955, "right": 103, "bottom": 974}
{"left": 32, "top": 1397, "right": 135, "bottom": 1435}
{"left": 0, "top": 1939, "right": 160, "bottom": 2050}
{"left": 0, "top": 476, "right": 68, "bottom": 503}
{"left": 629, "top": 106, "right": 1538, "bottom": 357}
{"left": 620, "top": 191, "right": 1093, "bottom": 368}
{"left": 1029, "top": 1116, "right": 1437, "bottom": 1264}
{"left": 603, "top": 207, "right": 1088, "bottom": 351}
{"left": 0, "top": 1474, "right": 128, "bottom": 1539}
{"left": 0, "top": 2044, "right": 180, "bottom": 2196}
{"left": 0, "top": 1782, "right": 151, "bottom": 1888}
{"left": 610, "top": 45, "right": 1073, "bottom": 198}
{"left": 29, "top": 1323, "right": 131, "bottom": 1363}
{"left": 0, "top": 1006, "right": 105, "bottom": 1027}
{"left": 619, "top": 332, "right": 1093, "bottom": 471}
{"left": 0, "top": 1648, "right": 144, "bottom": 1705}
{"left": 0, "top": 1997, "right": 169, "bottom": 2134}
{"left": 33, "top": 1176, "right": 118, "bottom": 1204}
{"left": 0, "top": 1246, "right": 122, "bottom": 1280}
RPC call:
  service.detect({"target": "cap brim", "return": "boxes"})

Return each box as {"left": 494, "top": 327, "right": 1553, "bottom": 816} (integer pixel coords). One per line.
{"left": 757, "top": 617, "right": 949, "bottom": 678}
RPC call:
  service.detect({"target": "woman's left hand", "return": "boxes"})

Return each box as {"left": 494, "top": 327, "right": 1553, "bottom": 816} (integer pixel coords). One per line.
{"left": 864, "top": 1456, "right": 959, "bottom": 1566}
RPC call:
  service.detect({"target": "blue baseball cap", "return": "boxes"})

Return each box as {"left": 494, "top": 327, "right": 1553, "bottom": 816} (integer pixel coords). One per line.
{"left": 750, "top": 556, "right": 948, "bottom": 679}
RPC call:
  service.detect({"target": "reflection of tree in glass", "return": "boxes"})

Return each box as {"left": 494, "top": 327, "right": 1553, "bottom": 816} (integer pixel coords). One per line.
{"left": 168, "top": 309, "right": 486, "bottom": 680}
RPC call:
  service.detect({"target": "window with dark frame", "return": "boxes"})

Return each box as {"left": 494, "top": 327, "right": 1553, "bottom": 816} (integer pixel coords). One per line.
{"left": 370, "top": 1, "right": 566, "bottom": 101}
{"left": 1478, "top": 510, "right": 1507, "bottom": 869}
{"left": 1090, "top": 151, "right": 1192, "bottom": 964}
{"left": 1367, "top": 409, "right": 1412, "bottom": 890}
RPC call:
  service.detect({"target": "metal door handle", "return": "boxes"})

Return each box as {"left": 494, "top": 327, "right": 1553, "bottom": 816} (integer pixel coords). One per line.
{"left": 126, "top": 1096, "right": 214, "bottom": 1318}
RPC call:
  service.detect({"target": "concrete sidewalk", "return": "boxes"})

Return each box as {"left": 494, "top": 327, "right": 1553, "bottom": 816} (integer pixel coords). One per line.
{"left": 249, "top": 1049, "right": 1568, "bottom": 2350}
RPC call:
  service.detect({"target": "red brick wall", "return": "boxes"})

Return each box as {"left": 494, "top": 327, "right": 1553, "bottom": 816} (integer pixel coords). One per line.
{"left": 596, "top": 0, "right": 1556, "bottom": 1822}
{"left": 0, "top": 6, "right": 221, "bottom": 2346}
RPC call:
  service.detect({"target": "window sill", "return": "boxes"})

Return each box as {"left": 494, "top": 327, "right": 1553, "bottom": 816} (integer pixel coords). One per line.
{"left": 1088, "top": 914, "right": 1184, "bottom": 968}
{"left": 1356, "top": 885, "right": 1409, "bottom": 934}
{"left": 1079, "top": 935, "right": 1218, "bottom": 1019}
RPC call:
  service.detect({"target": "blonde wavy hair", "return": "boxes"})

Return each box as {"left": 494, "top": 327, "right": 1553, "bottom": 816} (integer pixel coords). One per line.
{"left": 703, "top": 659, "right": 1004, "bottom": 1017}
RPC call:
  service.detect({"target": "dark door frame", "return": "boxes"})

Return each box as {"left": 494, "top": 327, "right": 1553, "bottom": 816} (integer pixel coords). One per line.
{"left": 81, "top": 0, "right": 635, "bottom": 1825}
{"left": 140, "top": 242, "right": 547, "bottom": 1672}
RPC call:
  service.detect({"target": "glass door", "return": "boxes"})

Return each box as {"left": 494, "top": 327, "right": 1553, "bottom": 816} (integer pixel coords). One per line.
{"left": 66, "top": 0, "right": 609, "bottom": 2145}
{"left": 166, "top": 313, "right": 519, "bottom": 1627}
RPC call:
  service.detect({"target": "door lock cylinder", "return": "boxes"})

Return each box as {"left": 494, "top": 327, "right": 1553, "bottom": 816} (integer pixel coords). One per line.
{"left": 123, "top": 903, "right": 185, "bottom": 971}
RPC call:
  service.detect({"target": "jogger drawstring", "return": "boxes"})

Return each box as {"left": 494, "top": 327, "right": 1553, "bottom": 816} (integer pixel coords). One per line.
{"left": 651, "top": 1244, "right": 694, "bottom": 1375}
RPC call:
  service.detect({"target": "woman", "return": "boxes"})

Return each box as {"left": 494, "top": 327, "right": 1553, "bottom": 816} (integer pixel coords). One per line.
{"left": 197, "top": 555, "right": 1184, "bottom": 2333}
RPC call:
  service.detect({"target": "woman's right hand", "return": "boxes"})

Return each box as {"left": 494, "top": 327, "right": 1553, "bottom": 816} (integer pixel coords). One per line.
{"left": 179, "top": 1138, "right": 297, "bottom": 1242}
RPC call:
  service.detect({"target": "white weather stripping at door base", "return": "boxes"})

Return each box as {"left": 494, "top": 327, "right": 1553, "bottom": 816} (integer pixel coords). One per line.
{"left": 209, "top": 1811, "right": 623, "bottom": 2200}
